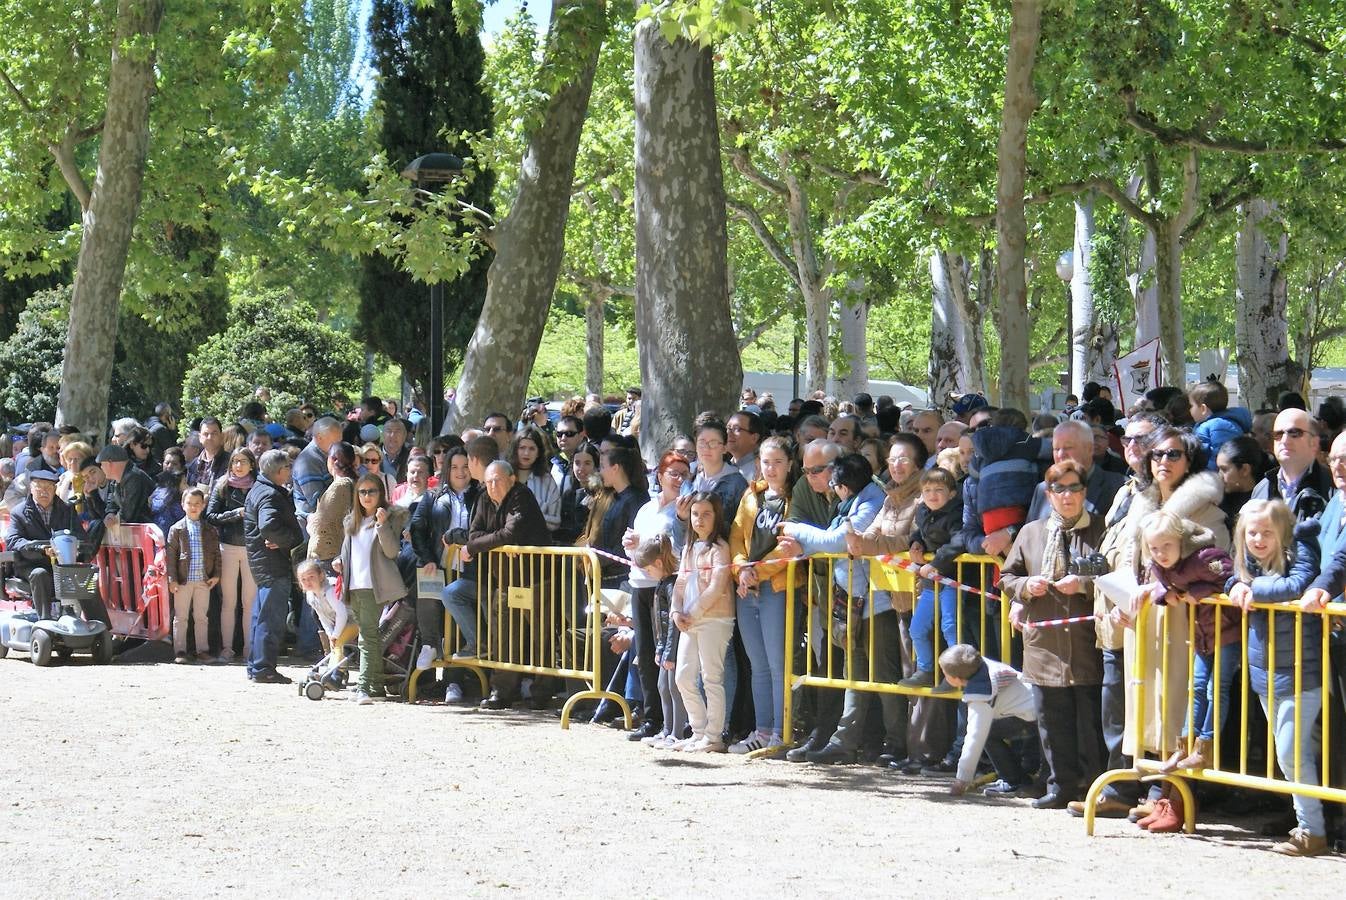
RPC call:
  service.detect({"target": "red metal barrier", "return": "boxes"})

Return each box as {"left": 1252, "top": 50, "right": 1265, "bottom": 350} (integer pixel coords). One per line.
{"left": 95, "top": 523, "right": 170, "bottom": 641}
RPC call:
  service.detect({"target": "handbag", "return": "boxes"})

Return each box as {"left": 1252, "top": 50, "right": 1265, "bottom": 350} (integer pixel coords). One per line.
{"left": 829, "top": 582, "right": 867, "bottom": 650}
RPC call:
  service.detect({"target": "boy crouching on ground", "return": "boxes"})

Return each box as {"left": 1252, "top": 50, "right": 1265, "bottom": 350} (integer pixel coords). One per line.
{"left": 939, "top": 643, "right": 1040, "bottom": 798}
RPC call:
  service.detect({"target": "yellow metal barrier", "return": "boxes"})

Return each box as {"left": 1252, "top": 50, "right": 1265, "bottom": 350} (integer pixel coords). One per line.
{"left": 1082, "top": 594, "right": 1346, "bottom": 835}
{"left": 781, "top": 552, "right": 1007, "bottom": 749}
{"left": 406, "top": 545, "right": 631, "bottom": 729}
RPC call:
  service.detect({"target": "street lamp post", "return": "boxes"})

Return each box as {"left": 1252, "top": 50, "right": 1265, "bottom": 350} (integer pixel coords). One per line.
{"left": 400, "top": 152, "right": 465, "bottom": 436}
{"left": 1055, "top": 250, "right": 1074, "bottom": 398}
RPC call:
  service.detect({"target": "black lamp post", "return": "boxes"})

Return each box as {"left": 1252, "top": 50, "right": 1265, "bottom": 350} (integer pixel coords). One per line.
{"left": 400, "top": 152, "right": 465, "bottom": 436}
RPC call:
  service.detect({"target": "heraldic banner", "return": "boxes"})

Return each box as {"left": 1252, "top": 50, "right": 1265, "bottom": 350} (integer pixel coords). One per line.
{"left": 1112, "top": 338, "right": 1163, "bottom": 413}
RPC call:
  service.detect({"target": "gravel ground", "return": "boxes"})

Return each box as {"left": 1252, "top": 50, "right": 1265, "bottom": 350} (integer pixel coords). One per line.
{"left": 1, "top": 654, "right": 1341, "bottom": 898}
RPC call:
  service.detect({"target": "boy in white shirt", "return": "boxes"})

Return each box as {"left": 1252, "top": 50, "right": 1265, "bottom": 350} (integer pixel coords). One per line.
{"left": 939, "top": 644, "right": 1040, "bottom": 798}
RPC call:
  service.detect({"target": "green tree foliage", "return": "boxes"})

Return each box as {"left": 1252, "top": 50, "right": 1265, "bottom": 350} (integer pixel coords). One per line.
{"left": 228, "top": 0, "right": 373, "bottom": 324}
{"left": 0, "top": 286, "right": 146, "bottom": 424}
{"left": 358, "top": 0, "right": 495, "bottom": 399}
{"left": 180, "top": 292, "right": 362, "bottom": 423}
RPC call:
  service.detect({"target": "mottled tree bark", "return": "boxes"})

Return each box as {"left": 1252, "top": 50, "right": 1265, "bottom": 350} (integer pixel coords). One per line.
{"left": 585, "top": 288, "right": 605, "bottom": 396}
{"left": 993, "top": 0, "right": 1041, "bottom": 413}
{"left": 834, "top": 280, "right": 869, "bottom": 400}
{"left": 633, "top": 23, "right": 739, "bottom": 466}
{"left": 445, "top": 0, "right": 604, "bottom": 432}
{"left": 1235, "top": 199, "right": 1293, "bottom": 410}
{"left": 929, "top": 250, "right": 962, "bottom": 412}
{"left": 56, "top": 0, "right": 165, "bottom": 437}
{"left": 1070, "top": 194, "right": 1096, "bottom": 398}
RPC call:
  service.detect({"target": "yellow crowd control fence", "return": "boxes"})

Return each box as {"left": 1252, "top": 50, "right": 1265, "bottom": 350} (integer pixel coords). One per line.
{"left": 406, "top": 545, "right": 632, "bottom": 729}
{"left": 780, "top": 552, "right": 1008, "bottom": 750}
{"left": 1082, "top": 594, "right": 1346, "bottom": 834}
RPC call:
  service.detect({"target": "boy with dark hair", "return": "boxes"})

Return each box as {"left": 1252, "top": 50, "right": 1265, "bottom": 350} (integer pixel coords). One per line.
{"left": 899, "top": 467, "right": 966, "bottom": 688}
{"left": 1188, "top": 378, "right": 1252, "bottom": 469}
{"left": 939, "top": 644, "right": 1039, "bottom": 797}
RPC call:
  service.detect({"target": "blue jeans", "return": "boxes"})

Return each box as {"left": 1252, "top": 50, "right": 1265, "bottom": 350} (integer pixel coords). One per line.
{"left": 737, "top": 585, "right": 788, "bottom": 734}
{"left": 911, "top": 586, "right": 963, "bottom": 673}
{"left": 294, "top": 598, "right": 322, "bottom": 657}
{"left": 441, "top": 579, "right": 479, "bottom": 652}
{"left": 1190, "top": 643, "right": 1240, "bottom": 742}
{"left": 247, "top": 578, "right": 291, "bottom": 677}
{"left": 1258, "top": 685, "right": 1326, "bottom": 836}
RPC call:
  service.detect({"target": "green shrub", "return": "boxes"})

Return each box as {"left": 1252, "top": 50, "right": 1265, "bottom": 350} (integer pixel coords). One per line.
{"left": 0, "top": 286, "right": 148, "bottom": 426}
{"left": 181, "top": 291, "right": 362, "bottom": 422}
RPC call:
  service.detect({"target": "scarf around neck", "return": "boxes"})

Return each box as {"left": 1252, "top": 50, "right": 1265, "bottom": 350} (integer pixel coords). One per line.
{"left": 1041, "top": 508, "right": 1091, "bottom": 581}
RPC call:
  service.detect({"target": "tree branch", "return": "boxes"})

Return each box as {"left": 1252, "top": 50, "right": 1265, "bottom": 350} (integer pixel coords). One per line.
{"left": 725, "top": 196, "right": 801, "bottom": 291}
{"left": 736, "top": 316, "right": 777, "bottom": 350}
{"left": 1092, "top": 177, "right": 1161, "bottom": 231}
{"left": 0, "top": 66, "right": 37, "bottom": 114}
{"left": 729, "top": 146, "right": 789, "bottom": 197}
{"left": 75, "top": 117, "right": 104, "bottom": 142}
{"left": 1122, "top": 89, "right": 1346, "bottom": 155}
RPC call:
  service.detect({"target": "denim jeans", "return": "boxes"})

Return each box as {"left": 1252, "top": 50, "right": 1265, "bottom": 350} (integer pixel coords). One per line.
{"left": 1191, "top": 643, "right": 1240, "bottom": 742}
{"left": 441, "top": 578, "right": 479, "bottom": 651}
{"left": 911, "top": 586, "right": 964, "bottom": 673}
{"left": 1258, "top": 685, "right": 1326, "bottom": 836}
{"left": 247, "top": 577, "right": 291, "bottom": 677}
{"left": 737, "top": 584, "right": 788, "bottom": 734}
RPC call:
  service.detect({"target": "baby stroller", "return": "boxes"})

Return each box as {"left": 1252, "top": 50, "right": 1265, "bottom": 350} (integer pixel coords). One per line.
{"left": 300, "top": 597, "right": 418, "bottom": 701}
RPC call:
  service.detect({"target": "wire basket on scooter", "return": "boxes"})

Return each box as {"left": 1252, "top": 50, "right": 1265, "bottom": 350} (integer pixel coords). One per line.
{"left": 54, "top": 565, "right": 99, "bottom": 602}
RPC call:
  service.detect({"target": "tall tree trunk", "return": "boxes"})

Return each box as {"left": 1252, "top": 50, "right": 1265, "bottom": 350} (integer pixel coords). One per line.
{"left": 585, "top": 288, "right": 605, "bottom": 396}
{"left": 632, "top": 24, "right": 739, "bottom": 467}
{"left": 1127, "top": 172, "right": 1162, "bottom": 349}
{"left": 1235, "top": 199, "right": 1292, "bottom": 410}
{"left": 1070, "top": 193, "right": 1096, "bottom": 398}
{"left": 1088, "top": 320, "right": 1119, "bottom": 386}
{"left": 955, "top": 247, "right": 992, "bottom": 395}
{"left": 993, "top": 0, "right": 1041, "bottom": 413}
{"left": 929, "top": 249, "right": 961, "bottom": 412}
{"left": 55, "top": 0, "right": 165, "bottom": 437}
{"left": 445, "top": 0, "right": 604, "bottom": 432}
{"left": 781, "top": 171, "right": 830, "bottom": 395}
{"left": 835, "top": 281, "right": 869, "bottom": 400}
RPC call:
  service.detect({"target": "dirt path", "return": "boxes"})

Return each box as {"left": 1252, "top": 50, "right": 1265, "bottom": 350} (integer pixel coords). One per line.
{"left": 0, "top": 656, "right": 1338, "bottom": 897}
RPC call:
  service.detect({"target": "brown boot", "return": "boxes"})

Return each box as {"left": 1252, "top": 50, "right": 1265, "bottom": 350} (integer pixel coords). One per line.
{"left": 1138, "top": 798, "right": 1170, "bottom": 829}
{"left": 1175, "top": 737, "right": 1212, "bottom": 771}
{"left": 1159, "top": 745, "right": 1186, "bottom": 774}
{"left": 1147, "top": 789, "right": 1189, "bottom": 833}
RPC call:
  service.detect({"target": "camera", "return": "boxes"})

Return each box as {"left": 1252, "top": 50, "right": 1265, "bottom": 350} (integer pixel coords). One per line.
{"left": 1067, "top": 552, "right": 1109, "bottom": 578}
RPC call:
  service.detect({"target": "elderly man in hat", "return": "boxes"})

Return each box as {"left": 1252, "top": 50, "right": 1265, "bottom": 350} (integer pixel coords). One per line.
{"left": 3, "top": 469, "right": 111, "bottom": 626}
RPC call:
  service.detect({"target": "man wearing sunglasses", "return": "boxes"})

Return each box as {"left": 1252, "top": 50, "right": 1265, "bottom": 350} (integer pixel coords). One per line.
{"left": 1251, "top": 408, "right": 1334, "bottom": 520}
{"left": 1025, "top": 421, "right": 1125, "bottom": 523}
{"left": 549, "top": 415, "right": 586, "bottom": 489}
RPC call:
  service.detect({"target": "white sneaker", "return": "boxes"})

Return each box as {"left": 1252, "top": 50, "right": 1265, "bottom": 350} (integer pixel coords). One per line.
{"left": 729, "top": 730, "right": 771, "bottom": 755}
{"left": 670, "top": 735, "right": 700, "bottom": 752}
{"left": 415, "top": 645, "right": 438, "bottom": 670}
{"left": 641, "top": 732, "right": 668, "bottom": 747}
{"left": 218, "top": 649, "right": 236, "bottom": 662}
{"left": 692, "top": 737, "right": 726, "bottom": 753}
{"left": 353, "top": 691, "right": 374, "bottom": 706}
{"left": 444, "top": 683, "right": 465, "bottom": 703}
{"left": 767, "top": 733, "right": 785, "bottom": 749}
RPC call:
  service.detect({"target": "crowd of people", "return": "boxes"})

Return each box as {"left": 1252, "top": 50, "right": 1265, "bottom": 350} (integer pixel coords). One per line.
{"left": 2, "top": 378, "right": 1343, "bottom": 857}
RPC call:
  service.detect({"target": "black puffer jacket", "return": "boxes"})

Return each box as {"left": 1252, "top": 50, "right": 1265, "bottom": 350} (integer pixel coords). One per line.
{"left": 243, "top": 474, "right": 303, "bottom": 584}
{"left": 205, "top": 474, "right": 251, "bottom": 546}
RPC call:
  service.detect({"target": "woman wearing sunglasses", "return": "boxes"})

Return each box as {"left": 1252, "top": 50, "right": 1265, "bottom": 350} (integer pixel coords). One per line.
{"left": 335, "top": 474, "right": 409, "bottom": 704}
{"left": 1105, "top": 425, "right": 1229, "bottom": 818}
{"left": 1001, "top": 459, "right": 1107, "bottom": 809}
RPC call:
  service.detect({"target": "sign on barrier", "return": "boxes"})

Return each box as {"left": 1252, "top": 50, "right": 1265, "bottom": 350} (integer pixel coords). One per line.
{"left": 1081, "top": 594, "right": 1346, "bottom": 835}
{"left": 407, "top": 545, "right": 631, "bottom": 729}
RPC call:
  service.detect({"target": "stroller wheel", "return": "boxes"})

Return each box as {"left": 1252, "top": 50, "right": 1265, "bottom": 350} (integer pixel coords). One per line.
{"left": 303, "top": 680, "right": 325, "bottom": 701}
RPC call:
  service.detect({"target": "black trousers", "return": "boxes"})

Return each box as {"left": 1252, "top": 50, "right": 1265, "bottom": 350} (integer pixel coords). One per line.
{"left": 631, "top": 585, "right": 662, "bottom": 727}
{"left": 984, "top": 716, "right": 1040, "bottom": 785}
{"left": 1036, "top": 683, "right": 1106, "bottom": 798}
